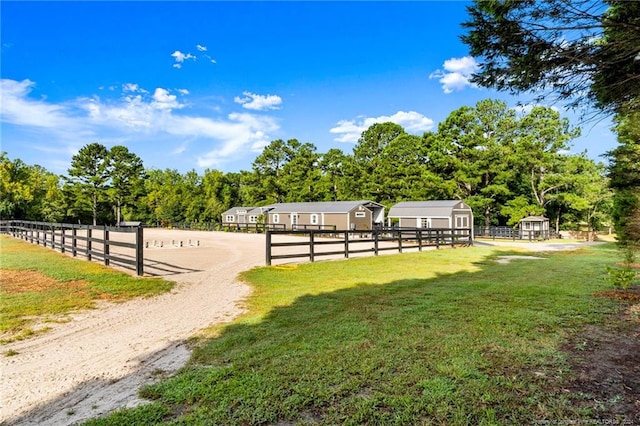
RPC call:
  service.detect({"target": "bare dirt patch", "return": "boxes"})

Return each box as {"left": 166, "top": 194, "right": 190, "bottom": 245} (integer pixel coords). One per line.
{"left": 1, "top": 270, "right": 88, "bottom": 294}
{"left": 561, "top": 288, "right": 640, "bottom": 424}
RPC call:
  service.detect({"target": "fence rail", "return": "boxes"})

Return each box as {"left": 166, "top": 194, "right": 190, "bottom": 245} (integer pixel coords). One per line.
{"left": 221, "top": 222, "right": 287, "bottom": 233}
{"left": 266, "top": 227, "right": 472, "bottom": 265}
{"left": 474, "top": 226, "right": 552, "bottom": 241}
{"left": 0, "top": 220, "right": 144, "bottom": 276}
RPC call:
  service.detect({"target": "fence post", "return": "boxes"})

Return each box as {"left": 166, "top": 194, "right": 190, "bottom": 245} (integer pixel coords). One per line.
{"left": 87, "top": 227, "right": 92, "bottom": 261}
{"left": 436, "top": 229, "right": 440, "bottom": 249}
{"left": 72, "top": 227, "right": 77, "bottom": 257}
{"left": 451, "top": 228, "right": 455, "bottom": 248}
{"left": 418, "top": 230, "right": 423, "bottom": 252}
{"left": 104, "top": 226, "right": 110, "bottom": 266}
{"left": 398, "top": 230, "right": 403, "bottom": 253}
{"left": 266, "top": 230, "right": 272, "bottom": 265}
{"left": 136, "top": 225, "right": 144, "bottom": 276}
{"left": 309, "top": 231, "right": 315, "bottom": 263}
{"left": 374, "top": 230, "right": 379, "bottom": 255}
{"left": 344, "top": 231, "right": 349, "bottom": 258}
{"left": 61, "top": 228, "right": 66, "bottom": 253}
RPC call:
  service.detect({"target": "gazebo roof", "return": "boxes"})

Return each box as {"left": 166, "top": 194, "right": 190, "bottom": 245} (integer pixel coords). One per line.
{"left": 520, "top": 216, "right": 549, "bottom": 222}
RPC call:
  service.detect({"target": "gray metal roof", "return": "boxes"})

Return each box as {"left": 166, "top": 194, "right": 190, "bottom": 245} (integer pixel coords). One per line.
{"left": 264, "top": 200, "right": 384, "bottom": 214}
{"left": 388, "top": 200, "right": 470, "bottom": 218}
{"left": 221, "top": 206, "right": 256, "bottom": 216}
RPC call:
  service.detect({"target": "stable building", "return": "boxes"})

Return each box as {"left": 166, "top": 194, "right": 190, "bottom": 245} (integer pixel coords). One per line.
{"left": 262, "top": 201, "right": 385, "bottom": 231}
{"left": 387, "top": 200, "right": 474, "bottom": 232}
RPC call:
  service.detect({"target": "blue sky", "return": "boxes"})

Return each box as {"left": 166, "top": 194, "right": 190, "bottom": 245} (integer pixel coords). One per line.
{"left": 1, "top": 1, "right": 617, "bottom": 175}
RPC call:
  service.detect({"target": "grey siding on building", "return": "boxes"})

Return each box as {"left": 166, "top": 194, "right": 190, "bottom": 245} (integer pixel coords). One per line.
{"left": 389, "top": 200, "right": 473, "bottom": 231}
{"left": 261, "top": 201, "right": 384, "bottom": 230}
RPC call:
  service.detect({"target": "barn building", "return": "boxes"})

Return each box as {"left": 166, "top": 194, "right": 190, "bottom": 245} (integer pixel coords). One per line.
{"left": 387, "top": 200, "right": 474, "bottom": 233}
{"left": 261, "top": 201, "right": 385, "bottom": 231}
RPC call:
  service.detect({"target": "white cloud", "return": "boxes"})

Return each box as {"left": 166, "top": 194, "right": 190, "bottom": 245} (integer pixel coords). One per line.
{"left": 1, "top": 78, "right": 280, "bottom": 171}
{"left": 122, "top": 83, "right": 147, "bottom": 93}
{"left": 151, "top": 88, "right": 183, "bottom": 110}
{"left": 178, "top": 89, "right": 190, "bottom": 95}
{"left": 171, "top": 50, "right": 196, "bottom": 63}
{"left": 234, "top": 91, "right": 282, "bottom": 111}
{"left": 429, "top": 56, "right": 480, "bottom": 94}
{"left": 0, "top": 79, "right": 75, "bottom": 128}
{"left": 330, "top": 111, "right": 434, "bottom": 143}
{"left": 171, "top": 47, "right": 216, "bottom": 68}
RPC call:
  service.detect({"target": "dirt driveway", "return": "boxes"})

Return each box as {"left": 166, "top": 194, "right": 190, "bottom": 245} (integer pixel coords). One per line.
{"left": 1, "top": 230, "right": 272, "bottom": 425}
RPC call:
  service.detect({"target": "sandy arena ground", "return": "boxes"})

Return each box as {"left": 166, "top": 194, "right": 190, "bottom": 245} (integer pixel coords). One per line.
{"left": 0, "top": 231, "right": 601, "bottom": 425}
{"left": 1, "top": 229, "right": 270, "bottom": 425}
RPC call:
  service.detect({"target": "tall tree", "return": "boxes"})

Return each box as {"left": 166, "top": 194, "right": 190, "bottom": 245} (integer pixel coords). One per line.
{"left": 67, "top": 143, "right": 110, "bottom": 225}
{"left": 108, "top": 145, "right": 145, "bottom": 225}
{"left": 352, "top": 122, "right": 406, "bottom": 201}
{"left": 280, "top": 140, "right": 321, "bottom": 202}
{"left": 434, "top": 100, "right": 518, "bottom": 227}
{"left": 608, "top": 112, "right": 640, "bottom": 246}
{"left": 251, "top": 139, "right": 290, "bottom": 204}
{"left": 317, "top": 148, "right": 348, "bottom": 201}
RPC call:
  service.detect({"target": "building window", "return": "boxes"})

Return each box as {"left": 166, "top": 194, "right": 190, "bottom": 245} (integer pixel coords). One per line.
{"left": 455, "top": 215, "right": 469, "bottom": 228}
{"left": 273, "top": 214, "right": 279, "bottom": 223}
{"left": 355, "top": 212, "right": 366, "bottom": 218}
{"left": 249, "top": 215, "right": 257, "bottom": 223}
{"left": 225, "top": 215, "right": 234, "bottom": 222}
{"left": 310, "top": 214, "right": 318, "bottom": 225}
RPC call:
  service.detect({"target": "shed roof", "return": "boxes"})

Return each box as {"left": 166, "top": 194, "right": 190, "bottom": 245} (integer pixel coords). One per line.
{"left": 264, "top": 200, "right": 384, "bottom": 214}
{"left": 221, "top": 206, "right": 256, "bottom": 216}
{"left": 388, "top": 200, "right": 470, "bottom": 218}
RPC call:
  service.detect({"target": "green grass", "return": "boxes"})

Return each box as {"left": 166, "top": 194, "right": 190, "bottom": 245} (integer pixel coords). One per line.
{"left": 0, "top": 236, "right": 174, "bottom": 340}
{"left": 86, "top": 243, "right": 622, "bottom": 425}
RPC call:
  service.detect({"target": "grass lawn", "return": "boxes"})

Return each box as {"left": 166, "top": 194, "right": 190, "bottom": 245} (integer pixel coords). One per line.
{"left": 0, "top": 235, "right": 174, "bottom": 342}
{"left": 82, "top": 242, "right": 636, "bottom": 425}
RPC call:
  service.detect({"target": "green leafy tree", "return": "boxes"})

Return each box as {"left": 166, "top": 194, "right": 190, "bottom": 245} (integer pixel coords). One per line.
{"left": 0, "top": 153, "right": 34, "bottom": 219}
{"left": 462, "top": 0, "right": 640, "bottom": 115}
{"left": 608, "top": 112, "right": 640, "bottom": 246}
{"left": 434, "top": 100, "right": 518, "bottom": 227}
{"left": 317, "top": 148, "right": 348, "bottom": 201}
{"left": 0, "top": 153, "right": 65, "bottom": 221}
{"left": 142, "top": 169, "right": 189, "bottom": 225}
{"left": 251, "top": 139, "right": 290, "bottom": 204}
{"left": 377, "top": 133, "right": 448, "bottom": 205}
{"left": 27, "top": 165, "right": 66, "bottom": 222}
{"left": 462, "top": 0, "right": 640, "bottom": 248}
{"left": 280, "top": 140, "right": 321, "bottom": 202}
{"left": 352, "top": 122, "right": 406, "bottom": 201}
{"left": 67, "top": 143, "right": 110, "bottom": 225}
{"left": 108, "top": 145, "right": 146, "bottom": 225}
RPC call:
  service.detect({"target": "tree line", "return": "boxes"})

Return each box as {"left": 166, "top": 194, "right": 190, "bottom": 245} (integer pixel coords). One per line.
{"left": 0, "top": 99, "right": 612, "bottom": 233}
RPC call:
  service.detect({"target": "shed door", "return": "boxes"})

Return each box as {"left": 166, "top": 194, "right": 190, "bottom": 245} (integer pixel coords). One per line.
{"left": 417, "top": 218, "right": 431, "bottom": 228}
{"left": 291, "top": 213, "right": 298, "bottom": 229}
